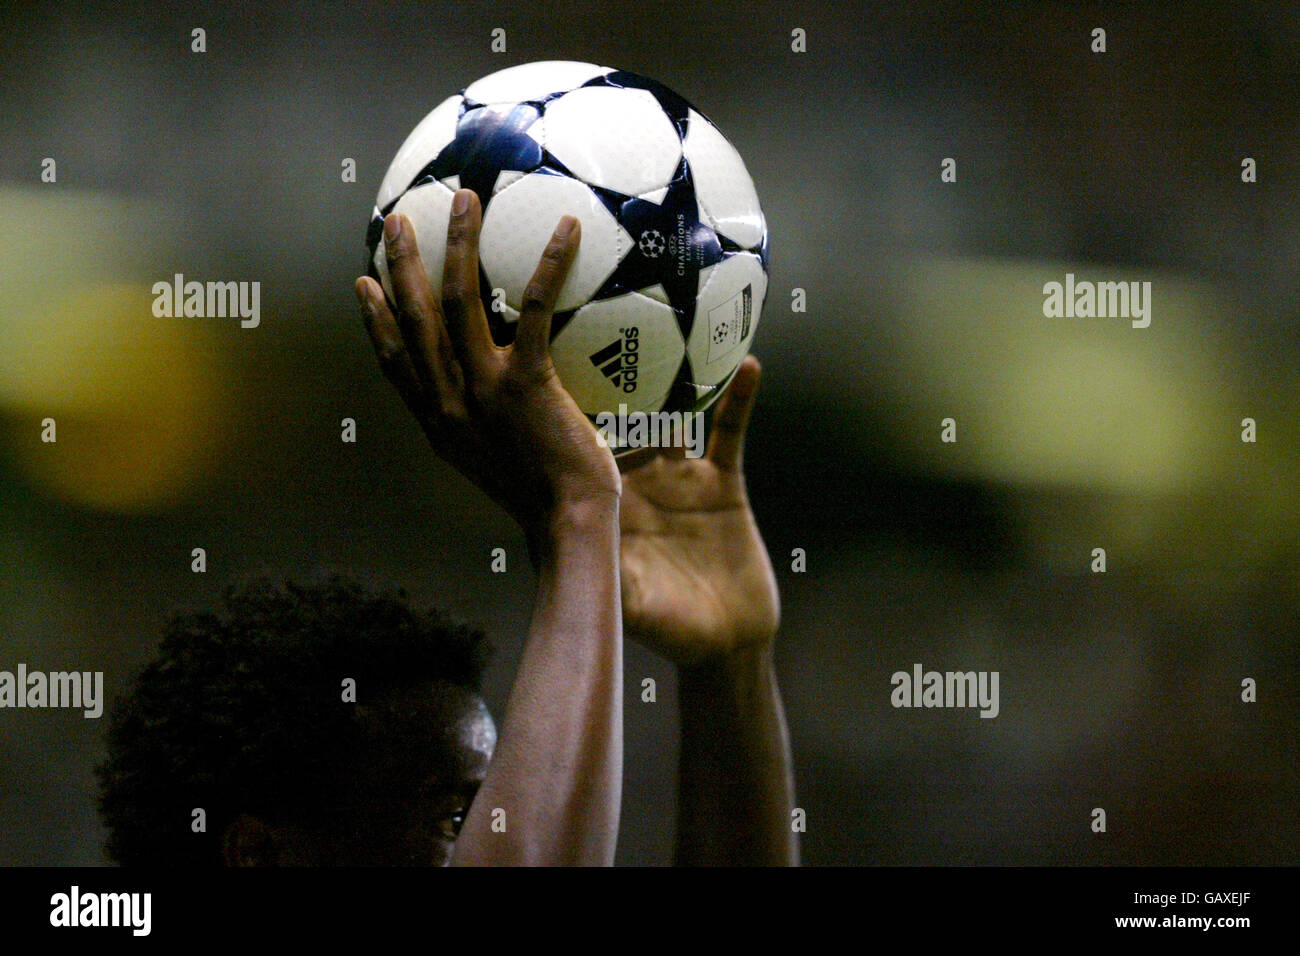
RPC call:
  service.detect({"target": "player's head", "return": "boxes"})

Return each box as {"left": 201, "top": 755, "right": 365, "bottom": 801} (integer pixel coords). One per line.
{"left": 97, "top": 574, "right": 494, "bottom": 866}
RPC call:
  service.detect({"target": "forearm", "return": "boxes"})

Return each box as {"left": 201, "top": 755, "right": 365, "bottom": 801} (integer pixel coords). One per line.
{"left": 453, "top": 497, "right": 623, "bottom": 866}
{"left": 675, "top": 645, "right": 798, "bottom": 866}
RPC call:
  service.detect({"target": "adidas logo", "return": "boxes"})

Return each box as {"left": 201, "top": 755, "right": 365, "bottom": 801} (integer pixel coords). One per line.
{"left": 589, "top": 326, "right": 639, "bottom": 393}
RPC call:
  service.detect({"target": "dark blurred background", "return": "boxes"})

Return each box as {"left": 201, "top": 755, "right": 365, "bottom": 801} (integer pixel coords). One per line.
{"left": 1, "top": 0, "right": 1297, "bottom": 865}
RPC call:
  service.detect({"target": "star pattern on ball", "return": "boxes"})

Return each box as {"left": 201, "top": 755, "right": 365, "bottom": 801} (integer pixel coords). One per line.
{"left": 366, "top": 63, "right": 767, "bottom": 419}
{"left": 384, "top": 101, "right": 545, "bottom": 217}
{"left": 586, "top": 171, "right": 725, "bottom": 338}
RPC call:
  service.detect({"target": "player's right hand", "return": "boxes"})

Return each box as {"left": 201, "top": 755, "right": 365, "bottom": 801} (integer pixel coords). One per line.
{"left": 355, "top": 188, "right": 620, "bottom": 554}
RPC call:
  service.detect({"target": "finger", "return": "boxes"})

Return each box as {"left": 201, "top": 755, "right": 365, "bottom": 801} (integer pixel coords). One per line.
{"left": 440, "top": 189, "right": 496, "bottom": 378}
{"left": 356, "top": 276, "right": 427, "bottom": 424}
{"left": 706, "top": 354, "right": 761, "bottom": 471}
{"left": 381, "top": 214, "right": 460, "bottom": 401}
{"left": 514, "top": 215, "right": 579, "bottom": 366}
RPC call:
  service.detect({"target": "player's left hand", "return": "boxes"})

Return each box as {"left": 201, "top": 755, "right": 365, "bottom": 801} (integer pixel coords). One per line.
{"left": 618, "top": 355, "right": 779, "bottom": 665}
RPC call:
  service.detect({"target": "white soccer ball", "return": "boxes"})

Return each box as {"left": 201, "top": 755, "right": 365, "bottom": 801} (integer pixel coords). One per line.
{"left": 366, "top": 61, "right": 768, "bottom": 443}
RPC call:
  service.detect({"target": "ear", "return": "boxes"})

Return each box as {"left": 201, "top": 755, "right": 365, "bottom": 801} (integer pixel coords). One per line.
{"left": 221, "top": 813, "right": 278, "bottom": 867}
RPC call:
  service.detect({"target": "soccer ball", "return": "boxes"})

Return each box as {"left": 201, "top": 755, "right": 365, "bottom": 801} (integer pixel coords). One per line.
{"left": 366, "top": 61, "right": 768, "bottom": 438}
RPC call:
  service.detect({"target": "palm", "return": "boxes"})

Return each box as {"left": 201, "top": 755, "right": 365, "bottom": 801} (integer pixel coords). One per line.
{"left": 617, "top": 357, "right": 778, "bottom": 664}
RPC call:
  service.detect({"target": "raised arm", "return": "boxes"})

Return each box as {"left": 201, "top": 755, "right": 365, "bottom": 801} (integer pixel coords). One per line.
{"left": 676, "top": 648, "right": 794, "bottom": 866}
{"left": 619, "top": 357, "right": 798, "bottom": 865}
{"left": 355, "top": 191, "right": 623, "bottom": 865}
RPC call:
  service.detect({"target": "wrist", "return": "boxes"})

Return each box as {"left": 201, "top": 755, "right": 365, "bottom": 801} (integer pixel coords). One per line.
{"left": 525, "top": 491, "right": 620, "bottom": 568}
{"left": 678, "top": 643, "right": 774, "bottom": 694}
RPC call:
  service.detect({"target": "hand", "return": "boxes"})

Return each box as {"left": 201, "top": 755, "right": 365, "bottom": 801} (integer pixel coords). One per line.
{"left": 355, "top": 190, "right": 620, "bottom": 553}
{"left": 618, "top": 356, "right": 779, "bottom": 665}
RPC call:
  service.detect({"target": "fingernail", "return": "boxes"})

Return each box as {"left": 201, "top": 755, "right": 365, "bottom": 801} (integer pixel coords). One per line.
{"left": 384, "top": 214, "right": 402, "bottom": 242}
{"left": 354, "top": 280, "right": 368, "bottom": 307}
{"left": 452, "top": 190, "right": 470, "bottom": 216}
{"left": 555, "top": 215, "right": 576, "bottom": 238}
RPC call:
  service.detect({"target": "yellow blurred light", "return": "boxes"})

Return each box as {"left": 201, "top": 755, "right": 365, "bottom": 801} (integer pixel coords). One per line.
{"left": 885, "top": 256, "right": 1244, "bottom": 494}
{"left": 1, "top": 282, "right": 227, "bottom": 512}
{"left": 0, "top": 187, "right": 232, "bottom": 512}
{"left": 873, "top": 255, "right": 1299, "bottom": 568}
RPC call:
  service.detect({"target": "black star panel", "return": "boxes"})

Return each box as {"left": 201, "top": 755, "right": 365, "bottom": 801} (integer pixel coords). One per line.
{"left": 590, "top": 172, "right": 725, "bottom": 336}
{"left": 381, "top": 101, "right": 545, "bottom": 219}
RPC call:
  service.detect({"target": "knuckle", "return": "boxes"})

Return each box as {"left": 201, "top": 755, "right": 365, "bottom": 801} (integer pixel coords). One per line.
{"left": 502, "top": 357, "right": 551, "bottom": 392}
{"left": 395, "top": 305, "right": 427, "bottom": 338}
{"left": 442, "top": 276, "right": 474, "bottom": 303}
{"left": 520, "top": 283, "right": 550, "bottom": 313}
{"left": 385, "top": 239, "right": 414, "bottom": 265}
{"left": 374, "top": 341, "right": 405, "bottom": 370}
{"left": 435, "top": 392, "right": 467, "bottom": 424}
{"left": 436, "top": 336, "right": 458, "bottom": 368}
{"left": 498, "top": 366, "right": 527, "bottom": 396}
{"left": 362, "top": 310, "right": 383, "bottom": 339}
{"left": 541, "top": 239, "right": 567, "bottom": 263}
{"left": 445, "top": 216, "right": 473, "bottom": 247}
{"left": 440, "top": 284, "right": 468, "bottom": 316}
{"left": 467, "top": 380, "right": 495, "bottom": 412}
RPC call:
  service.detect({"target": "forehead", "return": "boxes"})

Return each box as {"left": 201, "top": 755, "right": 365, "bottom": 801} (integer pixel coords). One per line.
{"left": 354, "top": 680, "right": 496, "bottom": 776}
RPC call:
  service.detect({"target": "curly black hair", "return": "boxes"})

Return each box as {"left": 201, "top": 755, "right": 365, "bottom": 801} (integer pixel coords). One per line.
{"left": 96, "top": 574, "right": 491, "bottom": 865}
